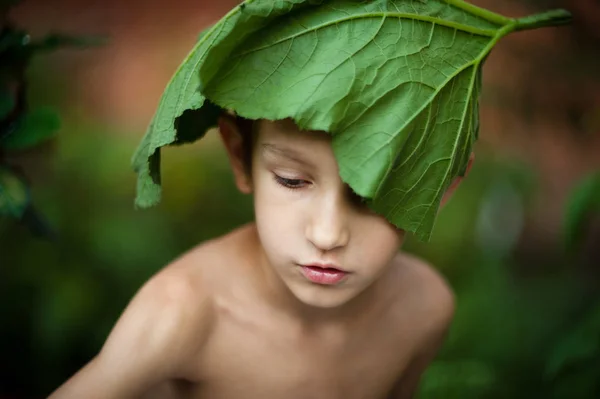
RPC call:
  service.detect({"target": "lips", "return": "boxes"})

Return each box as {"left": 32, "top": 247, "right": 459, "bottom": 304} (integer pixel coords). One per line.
{"left": 300, "top": 263, "right": 349, "bottom": 285}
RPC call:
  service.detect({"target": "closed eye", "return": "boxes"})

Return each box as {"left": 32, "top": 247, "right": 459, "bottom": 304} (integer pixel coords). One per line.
{"left": 273, "top": 174, "right": 310, "bottom": 190}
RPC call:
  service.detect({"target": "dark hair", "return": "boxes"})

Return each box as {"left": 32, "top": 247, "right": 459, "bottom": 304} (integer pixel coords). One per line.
{"left": 235, "top": 115, "right": 257, "bottom": 175}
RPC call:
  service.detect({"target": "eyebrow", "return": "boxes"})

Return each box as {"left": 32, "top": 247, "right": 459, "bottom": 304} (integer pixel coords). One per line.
{"left": 261, "top": 143, "right": 314, "bottom": 167}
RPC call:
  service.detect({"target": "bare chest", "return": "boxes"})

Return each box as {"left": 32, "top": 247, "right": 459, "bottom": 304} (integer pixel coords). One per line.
{"left": 180, "top": 313, "right": 414, "bottom": 399}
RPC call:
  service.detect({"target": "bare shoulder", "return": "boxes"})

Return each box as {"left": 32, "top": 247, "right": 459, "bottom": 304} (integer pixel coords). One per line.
{"left": 384, "top": 254, "right": 456, "bottom": 398}
{"left": 393, "top": 252, "right": 456, "bottom": 331}
{"left": 101, "top": 224, "right": 256, "bottom": 376}
{"left": 95, "top": 241, "right": 222, "bottom": 376}
{"left": 167, "top": 222, "right": 258, "bottom": 285}
{"left": 48, "top": 229, "right": 245, "bottom": 398}
{"left": 147, "top": 223, "right": 257, "bottom": 326}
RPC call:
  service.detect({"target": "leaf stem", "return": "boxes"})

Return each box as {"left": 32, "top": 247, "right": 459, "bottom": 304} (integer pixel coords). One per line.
{"left": 443, "top": 0, "right": 511, "bottom": 27}
{"left": 514, "top": 9, "right": 573, "bottom": 31}
{"left": 474, "top": 21, "right": 515, "bottom": 64}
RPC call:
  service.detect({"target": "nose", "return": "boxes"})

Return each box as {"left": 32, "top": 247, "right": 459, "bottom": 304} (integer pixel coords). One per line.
{"left": 305, "top": 194, "right": 350, "bottom": 252}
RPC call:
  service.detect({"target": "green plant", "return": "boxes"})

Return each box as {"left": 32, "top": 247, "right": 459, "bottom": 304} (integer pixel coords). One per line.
{"left": 564, "top": 171, "right": 600, "bottom": 256}
{"left": 415, "top": 167, "right": 600, "bottom": 399}
{"left": 0, "top": 0, "right": 104, "bottom": 237}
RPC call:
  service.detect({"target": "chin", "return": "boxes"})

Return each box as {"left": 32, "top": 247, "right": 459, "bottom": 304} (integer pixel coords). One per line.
{"left": 291, "top": 284, "right": 357, "bottom": 309}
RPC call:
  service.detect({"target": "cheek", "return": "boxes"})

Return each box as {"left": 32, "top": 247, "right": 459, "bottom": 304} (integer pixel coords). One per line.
{"left": 254, "top": 174, "right": 291, "bottom": 221}
{"left": 353, "top": 217, "right": 404, "bottom": 266}
{"left": 252, "top": 173, "right": 302, "bottom": 251}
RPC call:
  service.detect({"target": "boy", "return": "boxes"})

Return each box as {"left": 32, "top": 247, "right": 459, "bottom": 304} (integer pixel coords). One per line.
{"left": 50, "top": 116, "right": 463, "bottom": 399}
{"left": 49, "top": 1, "right": 570, "bottom": 397}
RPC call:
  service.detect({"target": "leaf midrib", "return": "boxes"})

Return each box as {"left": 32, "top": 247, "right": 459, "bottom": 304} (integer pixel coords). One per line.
{"left": 237, "top": 11, "right": 501, "bottom": 58}
{"left": 417, "top": 65, "right": 479, "bottom": 225}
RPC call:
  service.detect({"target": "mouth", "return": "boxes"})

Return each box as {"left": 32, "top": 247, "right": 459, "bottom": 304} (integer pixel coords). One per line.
{"left": 299, "top": 263, "right": 349, "bottom": 285}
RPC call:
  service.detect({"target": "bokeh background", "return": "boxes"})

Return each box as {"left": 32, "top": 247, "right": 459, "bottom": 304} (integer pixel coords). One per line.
{"left": 1, "top": 0, "right": 599, "bottom": 398}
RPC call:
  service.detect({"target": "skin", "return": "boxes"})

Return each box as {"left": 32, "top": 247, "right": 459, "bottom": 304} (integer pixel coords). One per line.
{"left": 49, "top": 117, "right": 472, "bottom": 399}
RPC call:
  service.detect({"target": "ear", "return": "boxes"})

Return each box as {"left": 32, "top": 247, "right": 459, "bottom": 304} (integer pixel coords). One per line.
{"left": 218, "top": 114, "right": 252, "bottom": 194}
{"left": 440, "top": 152, "right": 475, "bottom": 208}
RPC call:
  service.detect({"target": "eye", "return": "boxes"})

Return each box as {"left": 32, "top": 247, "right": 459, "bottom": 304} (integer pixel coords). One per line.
{"left": 273, "top": 174, "right": 310, "bottom": 190}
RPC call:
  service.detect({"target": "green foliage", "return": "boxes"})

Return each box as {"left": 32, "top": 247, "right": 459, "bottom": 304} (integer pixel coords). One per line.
{"left": 418, "top": 360, "right": 497, "bottom": 398}
{"left": 539, "top": 171, "right": 600, "bottom": 398}
{"left": 564, "top": 172, "right": 600, "bottom": 255}
{"left": 0, "top": 124, "right": 255, "bottom": 396}
{"left": 415, "top": 256, "right": 599, "bottom": 398}
{"left": 546, "top": 300, "right": 600, "bottom": 380}
{"left": 413, "top": 164, "right": 600, "bottom": 398}
{"left": 25, "top": 33, "right": 107, "bottom": 53}
{"left": 0, "top": 2, "right": 104, "bottom": 236}
{"left": 133, "top": 0, "right": 570, "bottom": 241}
{"left": 0, "top": 91, "right": 15, "bottom": 119}
{"left": 0, "top": 166, "right": 28, "bottom": 217}
{"left": 2, "top": 106, "right": 61, "bottom": 150}
{"left": 544, "top": 302, "right": 600, "bottom": 398}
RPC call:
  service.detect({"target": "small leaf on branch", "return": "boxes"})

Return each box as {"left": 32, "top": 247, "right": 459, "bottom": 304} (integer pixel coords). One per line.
{"left": 29, "top": 33, "right": 108, "bottom": 53}
{"left": 0, "top": 166, "right": 30, "bottom": 218}
{"left": 0, "top": 27, "right": 29, "bottom": 54}
{"left": 564, "top": 172, "right": 600, "bottom": 255}
{"left": 30, "top": 33, "right": 107, "bottom": 51}
{"left": 1, "top": 107, "right": 60, "bottom": 150}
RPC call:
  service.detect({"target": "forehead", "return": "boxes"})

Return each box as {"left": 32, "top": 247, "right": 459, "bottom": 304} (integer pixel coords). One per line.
{"left": 255, "top": 119, "right": 341, "bottom": 171}
{"left": 256, "top": 119, "right": 331, "bottom": 148}
{"left": 254, "top": 119, "right": 343, "bottom": 173}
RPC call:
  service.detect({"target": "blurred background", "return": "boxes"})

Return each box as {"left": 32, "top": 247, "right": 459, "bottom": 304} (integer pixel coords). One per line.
{"left": 0, "top": 0, "right": 599, "bottom": 398}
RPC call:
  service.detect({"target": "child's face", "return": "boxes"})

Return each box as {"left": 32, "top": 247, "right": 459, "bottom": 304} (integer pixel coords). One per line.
{"left": 247, "top": 119, "right": 405, "bottom": 309}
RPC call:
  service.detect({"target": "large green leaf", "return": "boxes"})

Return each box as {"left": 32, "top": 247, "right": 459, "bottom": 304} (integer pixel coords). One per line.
{"left": 132, "top": 0, "right": 571, "bottom": 240}
{"left": 131, "top": 0, "right": 312, "bottom": 208}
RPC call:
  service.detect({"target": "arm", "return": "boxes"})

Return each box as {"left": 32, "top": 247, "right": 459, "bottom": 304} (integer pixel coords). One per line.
{"left": 48, "top": 271, "right": 214, "bottom": 399}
